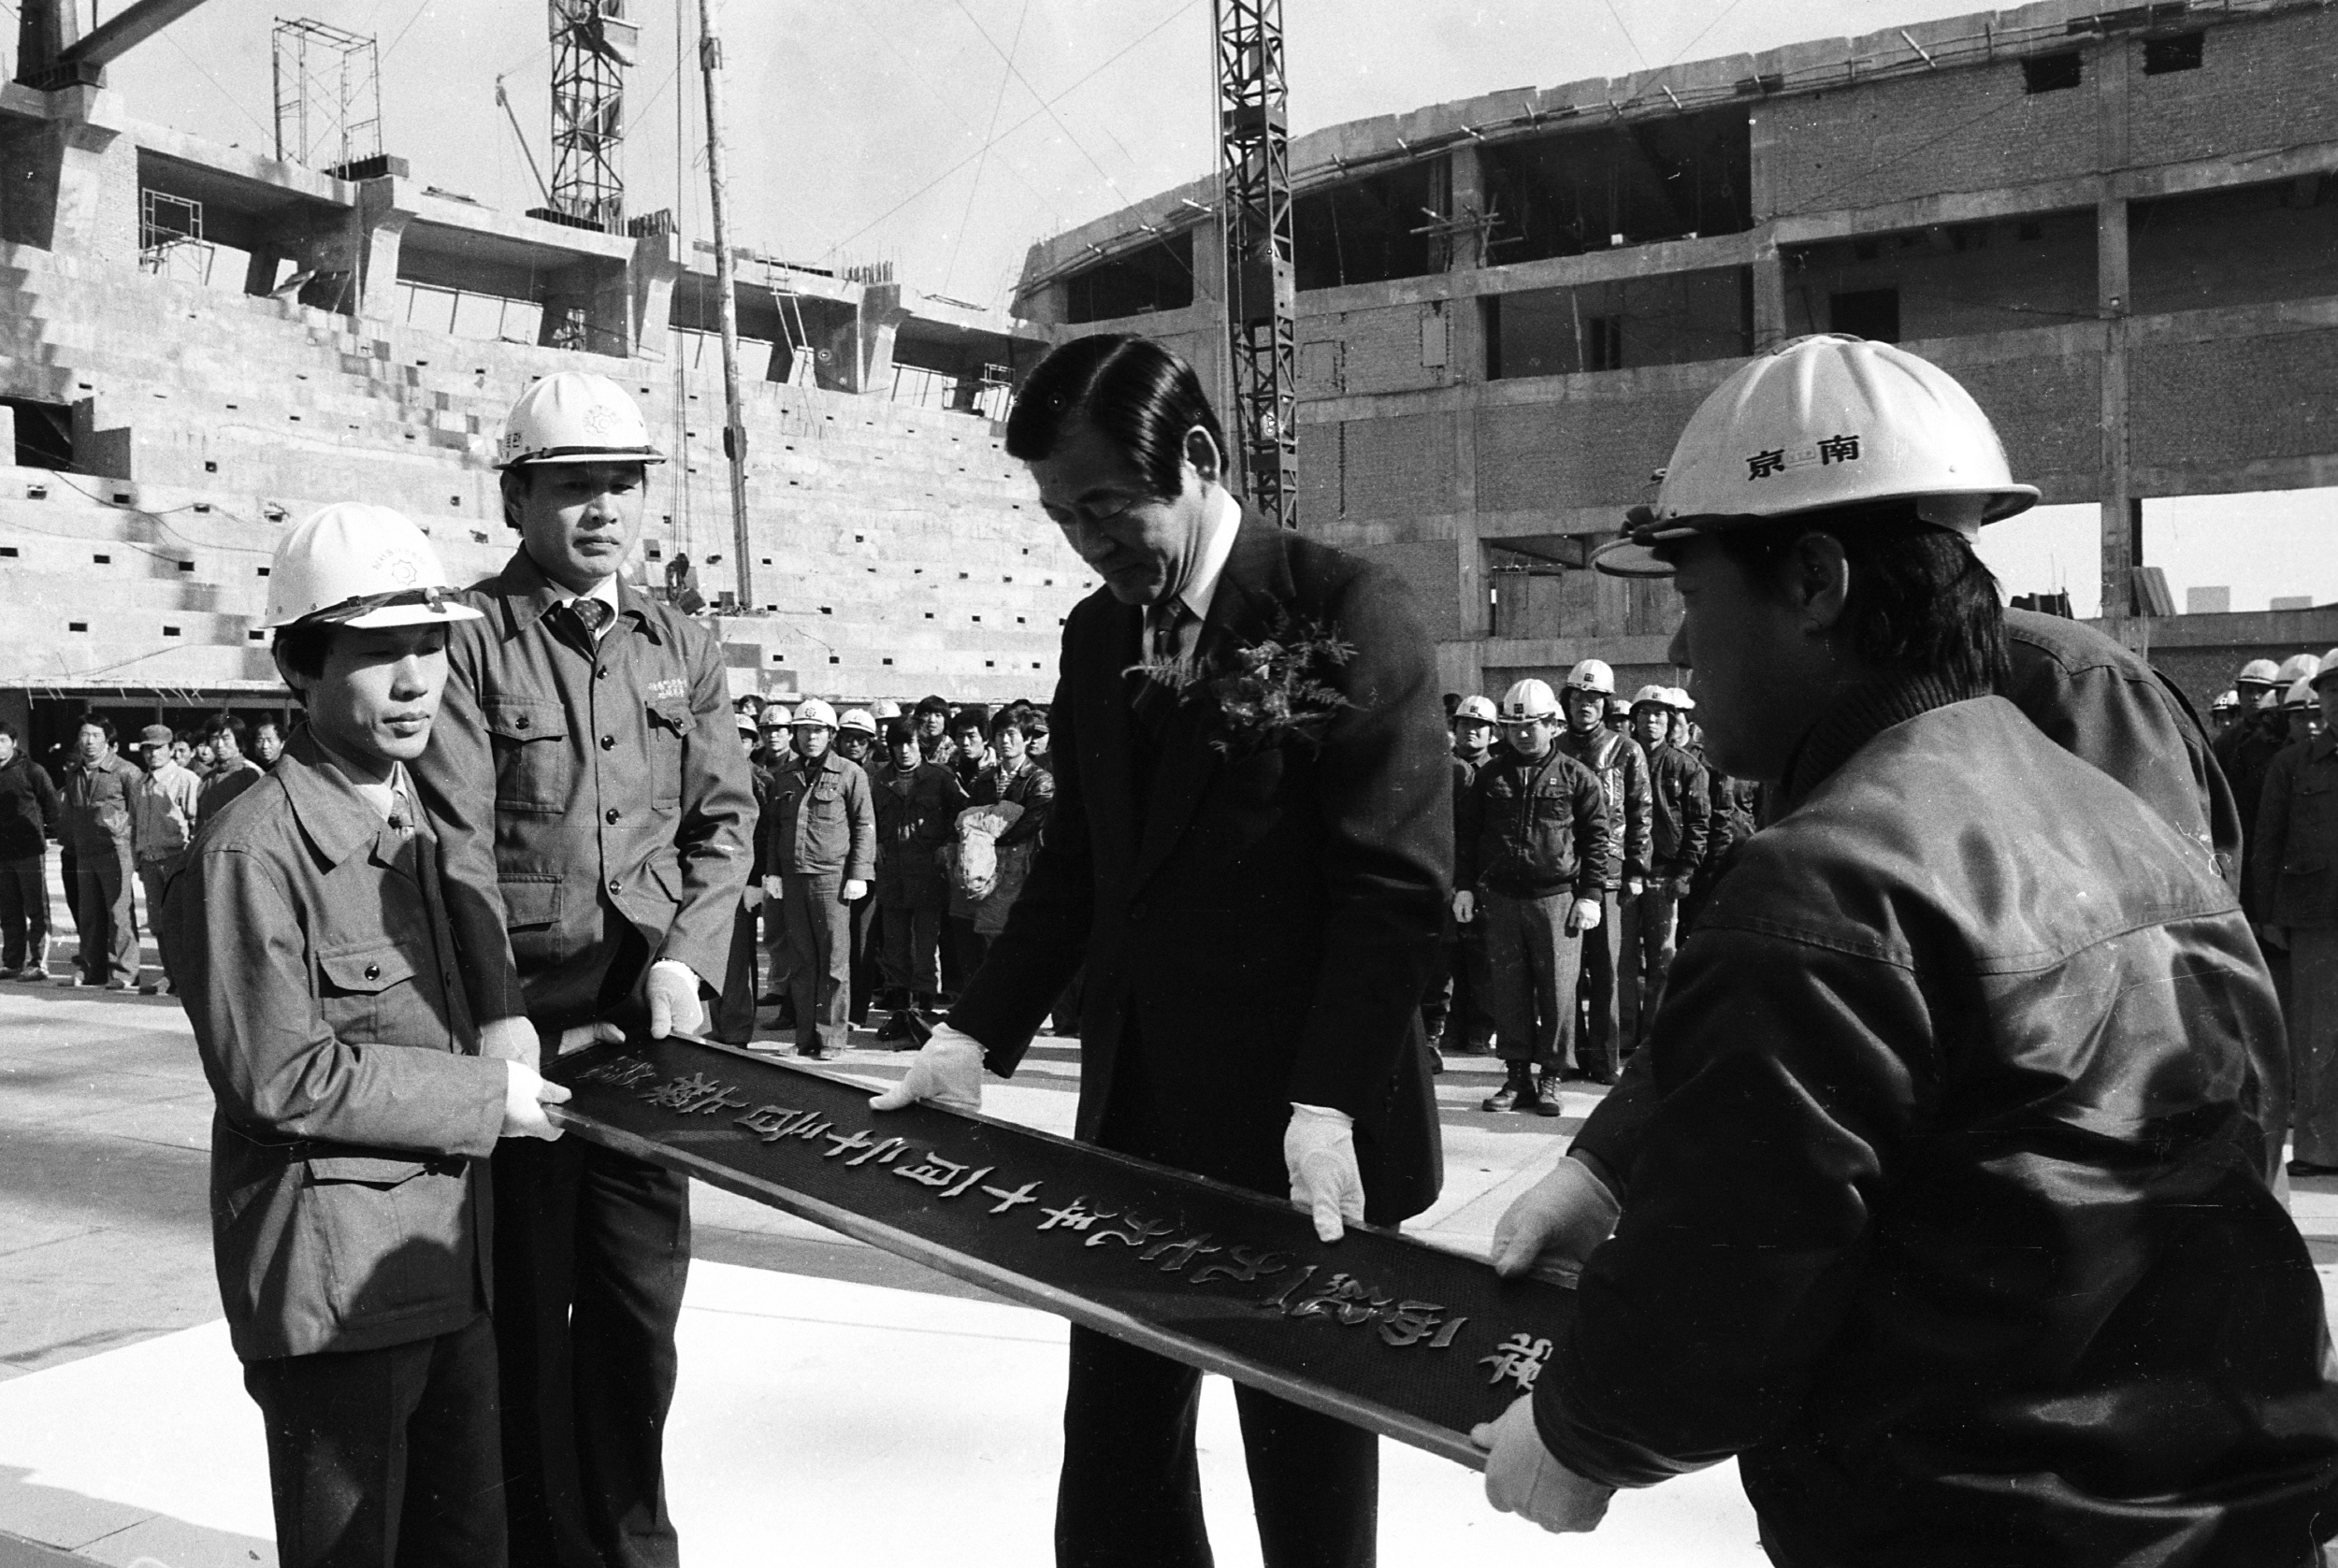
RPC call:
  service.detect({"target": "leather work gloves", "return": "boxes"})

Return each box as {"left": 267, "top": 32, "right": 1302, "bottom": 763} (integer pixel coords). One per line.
{"left": 1285, "top": 1103, "right": 1365, "bottom": 1244}
{"left": 869, "top": 1024, "right": 987, "bottom": 1115}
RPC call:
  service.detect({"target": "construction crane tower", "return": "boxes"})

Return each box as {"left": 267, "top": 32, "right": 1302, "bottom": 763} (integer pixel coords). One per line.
{"left": 1213, "top": 0, "right": 1297, "bottom": 527}
{"left": 545, "top": 0, "right": 637, "bottom": 235}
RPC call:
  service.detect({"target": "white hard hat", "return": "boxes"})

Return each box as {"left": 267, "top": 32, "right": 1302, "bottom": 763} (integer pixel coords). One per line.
{"left": 2211, "top": 690, "right": 2240, "bottom": 712}
{"left": 1562, "top": 659, "right": 1615, "bottom": 696}
{"left": 839, "top": 708, "right": 877, "bottom": 736}
{"left": 2259, "top": 687, "right": 2285, "bottom": 711}
{"left": 793, "top": 698, "right": 838, "bottom": 729}
{"left": 734, "top": 713, "right": 758, "bottom": 736}
{"left": 263, "top": 504, "right": 484, "bottom": 630}
{"left": 1594, "top": 335, "right": 2039, "bottom": 577}
{"left": 1498, "top": 679, "right": 1561, "bottom": 721}
{"left": 1665, "top": 686, "right": 1696, "bottom": 711}
{"left": 765, "top": 705, "right": 794, "bottom": 727}
{"left": 2315, "top": 652, "right": 2338, "bottom": 690}
{"left": 2277, "top": 653, "right": 2320, "bottom": 687}
{"left": 2285, "top": 677, "right": 2317, "bottom": 710}
{"left": 1453, "top": 695, "right": 1498, "bottom": 724}
{"left": 2237, "top": 658, "right": 2283, "bottom": 687}
{"left": 872, "top": 698, "right": 903, "bottom": 721}
{"left": 1628, "top": 683, "right": 1672, "bottom": 708}
{"left": 498, "top": 372, "right": 666, "bottom": 470}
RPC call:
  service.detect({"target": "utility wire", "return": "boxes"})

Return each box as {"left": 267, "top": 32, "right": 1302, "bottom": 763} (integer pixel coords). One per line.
{"left": 381, "top": 0, "right": 433, "bottom": 62}
{"left": 950, "top": 0, "right": 1129, "bottom": 206}
{"left": 819, "top": 0, "right": 1203, "bottom": 265}
{"left": 944, "top": 0, "right": 1033, "bottom": 297}
{"left": 163, "top": 33, "right": 273, "bottom": 143}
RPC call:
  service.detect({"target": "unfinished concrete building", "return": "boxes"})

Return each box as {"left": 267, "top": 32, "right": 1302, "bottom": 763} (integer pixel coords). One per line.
{"left": 0, "top": 44, "right": 1083, "bottom": 755}
{"left": 1015, "top": 0, "right": 2338, "bottom": 715}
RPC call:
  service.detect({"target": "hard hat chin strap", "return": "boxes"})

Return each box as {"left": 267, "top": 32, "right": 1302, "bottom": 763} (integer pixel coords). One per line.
{"left": 305, "top": 585, "right": 451, "bottom": 626}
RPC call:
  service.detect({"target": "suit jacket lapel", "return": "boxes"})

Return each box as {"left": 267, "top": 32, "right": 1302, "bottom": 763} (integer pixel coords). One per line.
{"left": 1131, "top": 507, "right": 1293, "bottom": 896}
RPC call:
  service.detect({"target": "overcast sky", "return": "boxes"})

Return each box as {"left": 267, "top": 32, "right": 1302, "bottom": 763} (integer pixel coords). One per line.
{"left": 99, "top": 0, "right": 2333, "bottom": 615}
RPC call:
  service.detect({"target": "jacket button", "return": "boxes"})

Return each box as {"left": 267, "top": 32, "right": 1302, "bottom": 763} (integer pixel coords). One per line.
{"left": 514, "top": 713, "right": 529, "bottom": 729}
{"left": 597, "top": 665, "right": 610, "bottom": 679}
{"left": 604, "top": 808, "right": 620, "bottom": 825}
{"left": 364, "top": 962, "right": 381, "bottom": 980}
{"left": 608, "top": 877, "right": 622, "bottom": 894}
{"left": 600, "top": 735, "right": 615, "bottom": 750}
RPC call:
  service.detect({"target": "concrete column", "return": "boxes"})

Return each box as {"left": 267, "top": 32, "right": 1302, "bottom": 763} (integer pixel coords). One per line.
{"left": 240, "top": 238, "right": 285, "bottom": 296}
{"left": 629, "top": 229, "right": 686, "bottom": 360}
{"left": 856, "top": 281, "right": 913, "bottom": 396}
{"left": 2094, "top": 37, "right": 2137, "bottom": 635}
{"left": 1444, "top": 144, "right": 1488, "bottom": 652}
{"left": 585, "top": 264, "right": 634, "bottom": 358}
{"left": 1749, "top": 231, "right": 1786, "bottom": 352}
{"left": 353, "top": 178, "right": 418, "bottom": 326}
{"left": 13, "top": 0, "right": 79, "bottom": 87}
{"left": 0, "top": 87, "right": 133, "bottom": 260}
{"left": 1188, "top": 213, "right": 1234, "bottom": 438}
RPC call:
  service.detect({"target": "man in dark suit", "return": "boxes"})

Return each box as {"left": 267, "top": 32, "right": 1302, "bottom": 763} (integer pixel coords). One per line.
{"left": 874, "top": 334, "right": 1450, "bottom": 1568}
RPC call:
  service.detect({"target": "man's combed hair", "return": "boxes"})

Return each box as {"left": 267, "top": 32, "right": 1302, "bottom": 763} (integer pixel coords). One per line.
{"left": 274, "top": 624, "right": 335, "bottom": 685}
{"left": 1706, "top": 503, "right": 2009, "bottom": 694}
{"left": 1004, "top": 335, "right": 1228, "bottom": 502}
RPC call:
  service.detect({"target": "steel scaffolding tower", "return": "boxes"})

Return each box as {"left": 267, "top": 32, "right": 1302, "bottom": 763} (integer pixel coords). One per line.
{"left": 1213, "top": 0, "right": 1296, "bottom": 527}
{"left": 548, "top": 0, "right": 637, "bottom": 234}
{"left": 270, "top": 19, "right": 382, "bottom": 173}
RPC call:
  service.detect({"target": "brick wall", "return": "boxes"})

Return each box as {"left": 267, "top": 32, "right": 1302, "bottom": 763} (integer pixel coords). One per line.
{"left": 2129, "top": 327, "right": 2338, "bottom": 476}
{"left": 2127, "top": 11, "right": 2338, "bottom": 167}
{"left": 1344, "top": 539, "right": 1464, "bottom": 640}
{"left": 2130, "top": 183, "right": 2338, "bottom": 315}
{"left": 1782, "top": 214, "right": 2097, "bottom": 340}
{"left": 1475, "top": 382, "right": 1715, "bottom": 514}
{"left": 1928, "top": 347, "right": 2101, "bottom": 501}
{"left": 1333, "top": 411, "right": 1456, "bottom": 522}
{"left": 1305, "top": 302, "right": 1447, "bottom": 396}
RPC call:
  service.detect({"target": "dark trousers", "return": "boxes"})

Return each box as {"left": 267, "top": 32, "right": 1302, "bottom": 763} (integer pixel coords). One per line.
{"left": 0, "top": 853, "right": 48, "bottom": 971}
{"left": 241, "top": 1314, "right": 504, "bottom": 1568}
{"left": 1056, "top": 1325, "right": 1378, "bottom": 1568}
{"left": 783, "top": 873, "right": 854, "bottom": 1052}
{"left": 850, "top": 899, "right": 879, "bottom": 1023}
{"left": 1482, "top": 889, "right": 1582, "bottom": 1072}
{"left": 70, "top": 841, "right": 137, "bottom": 985}
{"left": 710, "top": 899, "right": 760, "bottom": 1044}
{"left": 1450, "top": 921, "right": 1492, "bottom": 1050}
{"left": 493, "top": 1135, "right": 688, "bottom": 1568}
{"left": 879, "top": 897, "right": 944, "bottom": 1002}
{"left": 1573, "top": 886, "right": 1624, "bottom": 1076}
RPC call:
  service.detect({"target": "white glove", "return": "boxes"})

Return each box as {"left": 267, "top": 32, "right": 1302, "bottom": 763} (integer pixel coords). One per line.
{"left": 1490, "top": 1155, "right": 1623, "bottom": 1279}
{"left": 1470, "top": 1394, "right": 1614, "bottom": 1534}
{"left": 1285, "top": 1102, "right": 1365, "bottom": 1244}
{"left": 741, "top": 885, "right": 762, "bottom": 911}
{"left": 553, "top": 1020, "right": 626, "bottom": 1058}
{"left": 869, "top": 1023, "right": 986, "bottom": 1115}
{"left": 842, "top": 879, "right": 868, "bottom": 902}
{"left": 500, "top": 1060, "right": 572, "bottom": 1142}
{"left": 478, "top": 1015, "right": 541, "bottom": 1071}
{"left": 1624, "top": 877, "right": 1644, "bottom": 898}
{"left": 646, "top": 959, "right": 706, "bottom": 1039}
{"left": 1566, "top": 897, "right": 1602, "bottom": 935}
{"left": 1451, "top": 889, "right": 1476, "bottom": 924}
{"left": 762, "top": 875, "right": 784, "bottom": 901}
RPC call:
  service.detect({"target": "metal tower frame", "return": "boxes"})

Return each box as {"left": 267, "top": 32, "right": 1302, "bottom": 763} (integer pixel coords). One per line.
{"left": 1214, "top": 0, "right": 1296, "bottom": 527}
{"left": 270, "top": 18, "right": 382, "bottom": 173}
{"left": 549, "top": 0, "right": 636, "bottom": 234}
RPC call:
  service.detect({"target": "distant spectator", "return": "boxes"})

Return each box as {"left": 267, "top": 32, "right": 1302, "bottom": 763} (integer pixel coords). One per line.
{"left": 130, "top": 724, "right": 200, "bottom": 996}
{"left": 873, "top": 717, "right": 964, "bottom": 1038}
{"left": 665, "top": 553, "right": 705, "bottom": 614}
{"left": 191, "top": 732, "right": 219, "bottom": 781}
{"left": 0, "top": 721, "right": 61, "bottom": 981}
{"left": 196, "top": 715, "right": 264, "bottom": 830}
{"left": 251, "top": 718, "right": 286, "bottom": 770}
{"left": 761, "top": 699, "right": 875, "bottom": 1059}
{"left": 169, "top": 737, "right": 195, "bottom": 772}
{"left": 913, "top": 694, "right": 956, "bottom": 767}
{"left": 60, "top": 715, "right": 143, "bottom": 989}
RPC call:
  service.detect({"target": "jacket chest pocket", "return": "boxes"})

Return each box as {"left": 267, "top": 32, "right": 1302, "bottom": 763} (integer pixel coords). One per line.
{"left": 645, "top": 697, "right": 691, "bottom": 809}
{"left": 317, "top": 942, "right": 423, "bottom": 1045}
{"left": 485, "top": 697, "right": 570, "bottom": 814}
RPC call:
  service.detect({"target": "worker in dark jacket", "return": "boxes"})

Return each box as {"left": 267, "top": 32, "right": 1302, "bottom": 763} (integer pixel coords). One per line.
{"left": 0, "top": 721, "right": 60, "bottom": 981}
{"left": 1620, "top": 685, "right": 1707, "bottom": 1053}
{"left": 873, "top": 717, "right": 964, "bottom": 1031}
{"left": 1474, "top": 335, "right": 2338, "bottom": 1565}
{"left": 758, "top": 698, "right": 875, "bottom": 1058}
{"left": 60, "top": 713, "right": 144, "bottom": 989}
{"left": 1454, "top": 678, "right": 1612, "bottom": 1109}
{"left": 1552, "top": 659, "right": 1651, "bottom": 1082}
{"left": 2256, "top": 653, "right": 2338, "bottom": 1174}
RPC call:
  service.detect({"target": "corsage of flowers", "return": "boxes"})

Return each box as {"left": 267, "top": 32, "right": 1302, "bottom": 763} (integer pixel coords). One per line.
{"left": 1129, "top": 612, "right": 1355, "bottom": 757}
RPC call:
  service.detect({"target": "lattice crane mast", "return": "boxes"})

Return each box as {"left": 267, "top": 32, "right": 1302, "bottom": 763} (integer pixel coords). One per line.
{"left": 1213, "top": 0, "right": 1297, "bottom": 527}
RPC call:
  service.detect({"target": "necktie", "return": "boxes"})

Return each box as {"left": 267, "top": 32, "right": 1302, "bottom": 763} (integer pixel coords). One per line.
{"left": 570, "top": 597, "right": 613, "bottom": 640}
{"left": 385, "top": 784, "right": 413, "bottom": 839}
{"left": 1148, "top": 598, "right": 1191, "bottom": 666}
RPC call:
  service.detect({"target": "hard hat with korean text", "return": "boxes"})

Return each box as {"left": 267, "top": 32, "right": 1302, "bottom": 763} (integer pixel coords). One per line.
{"left": 263, "top": 504, "right": 484, "bottom": 630}
{"left": 1499, "top": 679, "right": 1562, "bottom": 721}
{"left": 1594, "top": 335, "right": 2038, "bottom": 577}
{"left": 1453, "top": 695, "right": 1498, "bottom": 725}
{"left": 498, "top": 372, "right": 666, "bottom": 470}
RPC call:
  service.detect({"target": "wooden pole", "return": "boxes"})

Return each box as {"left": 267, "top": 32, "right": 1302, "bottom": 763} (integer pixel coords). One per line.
{"left": 696, "top": 0, "right": 754, "bottom": 611}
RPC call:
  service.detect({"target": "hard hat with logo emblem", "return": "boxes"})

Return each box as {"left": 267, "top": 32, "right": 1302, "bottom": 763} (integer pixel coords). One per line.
{"left": 2211, "top": 689, "right": 2240, "bottom": 714}
{"left": 1452, "top": 695, "right": 1498, "bottom": 725}
{"left": 1562, "top": 659, "right": 1615, "bottom": 696}
{"left": 498, "top": 372, "right": 666, "bottom": 470}
{"left": 1665, "top": 686, "right": 1696, "bottom": 711}
{"left": 1499, "top": 679, "right": 1562, "bottom": 722}
{"left": 2285, "top": 677, "right": 2317, "bottom": 711}
{"left": 2277, "top": 653, "right": 2320, "bottom": 688}
{"left": 792, "top": 698, "right": 838, "bottom": 730}
{"left": 264, "top": 504, "right": 484, "bottom": 629}
{"left": 764, "top": 704, "right": 793, "bottom": 728}
{"left": 2316, "top": 652, "right": 2338, "bottom": 688}
{"left": 1594, "top": 335, "right": 2039, "bottom": 577}
{"left": 839, "top": 707, "right": 878, "bottom": 737}
{"left": 2237, "top": 658, "right": 2283, "bottom": 689}
{"left": 1629, "top": 683, "right": 1673, "bottom": 709}
{"left": 872, "top": 698, "right": 903, "bottom": 721}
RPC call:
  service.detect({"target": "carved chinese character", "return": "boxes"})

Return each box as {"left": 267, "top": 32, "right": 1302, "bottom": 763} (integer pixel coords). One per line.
{"left": 1479, "top": 1333, "right": 1553, "bottom": 1392}
{"left": 580, "top": 1056, "right": 658, "bottom": 1089}
{"left": 1035, "top": 1197, "right": 1118, "bottom": 1232}
{"left": 980, "top": 1180, "right": 1040, "bottom": 1215}
{"left": 1817, "top": 432, "right": 1860, "bottom": 465}
{"left": 642, "top": 1073, "right": 745, "bottom": 1115}
{"left": 1191, "top": 1245, "right": 1292, "bottom": 1287}
{"left": 1746, "top": 448, "right": 1787, "bottom": 480}
{"left": 735, "top": 1105, "right": 818, "bottom": 1142}
{"left": 1375, "top": 1300, "right": 1448, "bottom": 1348}
{"left": 685, "top": 1086, "right": 749, "bottom": 1116}
{"left": 1141, "top": 1231, "right": 1225, "bottom": 1273}
{"left": 937, "top": 1165, "right": 992, "bottom": 1199}
{"left": 894, "top": 1152, "right": 966, "bottom": 1188}
{"left": 845, "top": 1136, "right": 908, "bottom": 1168}
{"left": 1289, "top": 1273, "right": 1392, "bottom": 1327}
{"left": 822, "top": 1129, "right": 882, "bottom": 1160}
{"left": 1085, "top": 1213, "right": 1177, "bottom": 1251}
{"left": 1259, "top": 1263, "right": 1319, "bottom": 1313}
